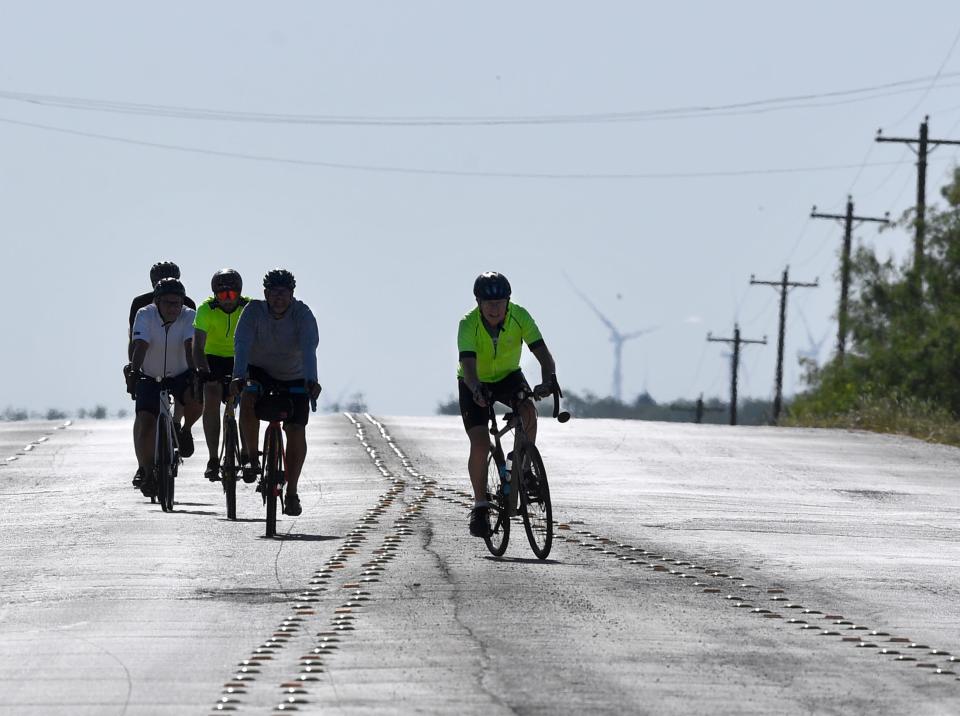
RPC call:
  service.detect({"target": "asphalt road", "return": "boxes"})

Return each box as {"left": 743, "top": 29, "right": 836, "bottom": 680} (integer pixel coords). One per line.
{"left": 1, "top": 415, "right": 958, "bottom": 715}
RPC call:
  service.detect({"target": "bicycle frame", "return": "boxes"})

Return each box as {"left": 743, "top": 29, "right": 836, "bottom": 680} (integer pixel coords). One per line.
{"left": 483, "top": 379, "right": 568, "bottom": 559}
{"left": 489, "top": 402, "right": 530, "bottom": 516}
{"left": 245, "top": 381, "right": 315, "bottom": 537}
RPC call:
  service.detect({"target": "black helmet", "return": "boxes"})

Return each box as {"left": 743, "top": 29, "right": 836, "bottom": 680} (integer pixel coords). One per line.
{"left": 473, "top": 272, "right": 511, "bottom": 301}
{"left": 149, "top": 261, "right": 181, "bottom": 285}
{"left": 211, "top": 268, "right": 242, "bottom": 293}
{"left": 153, "top": 277, "right": 186, "bottom": 299}
{"left": 263, "top": 268, "right": 296, "bottom": 291}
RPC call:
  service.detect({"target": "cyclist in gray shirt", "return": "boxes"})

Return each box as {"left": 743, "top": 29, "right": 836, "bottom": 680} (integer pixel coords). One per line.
{"left": 231, "top": 269, "right": 321, "bottom": 517}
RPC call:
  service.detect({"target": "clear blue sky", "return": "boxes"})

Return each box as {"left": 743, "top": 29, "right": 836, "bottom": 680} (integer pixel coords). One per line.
{"left": 2, "top": 2, "right": 960, "bottom": 416}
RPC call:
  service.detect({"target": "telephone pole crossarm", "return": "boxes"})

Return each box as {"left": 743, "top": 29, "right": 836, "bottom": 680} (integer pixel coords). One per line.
{"left": 876, "top": 131, "right": 960, "bottom": 148}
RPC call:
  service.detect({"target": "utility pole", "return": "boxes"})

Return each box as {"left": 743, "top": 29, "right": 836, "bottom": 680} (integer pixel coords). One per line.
{"left": 750, "top": 267, "right": 818, "bottom": 424}
{"left": 707, "top": 325, "right": 766, "bottom": 426}
{"left": 693, "top": 393, "right": 725, "bottom": 424}
{"left": 876, "top": 116, "right": 960, "bottom": 292}
{"left": 810, "top": 196, "right": 888, "bottom": 362}
{"left": 669, "top": 393, "right": 724, "bottom": 424}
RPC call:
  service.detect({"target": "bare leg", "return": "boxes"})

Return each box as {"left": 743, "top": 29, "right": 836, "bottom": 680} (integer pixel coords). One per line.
{"left": 201, "top": 382, "right": 223, "bottom": 461}
{"left": 519, "top": 399, "right": 538, "bottom": 444}
{"left": 467, "top": 426, "right": 489, "bottom": 502}
{"left": 134, "top": 411, "right": 157, "bottom": 471}
{"left": 180, "top": 390, "right": 203, "bottom": 431}
{"left": 284, "top": 424, "right": 306, "bottom": 495}
{"left": 239, "top": 391, "right": 260, "bottom": 462}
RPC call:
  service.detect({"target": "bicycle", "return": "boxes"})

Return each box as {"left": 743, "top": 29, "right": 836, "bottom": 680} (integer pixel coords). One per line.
{"left": 483, "top": 377, "right": 569, "bottom": 560}
{"left": 150, "top": 376, "right": 181, "bottom": 512}
{"left": 219, "top": 392, "right": 242, "bottom": 520}
{"left": 247, "top": 383, "right": 317, "bottom": 537}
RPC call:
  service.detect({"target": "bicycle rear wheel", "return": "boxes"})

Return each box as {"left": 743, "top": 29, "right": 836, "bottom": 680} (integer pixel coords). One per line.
{"left": 518, "top": 444, "right": 552, "bottom": 559}
{"left": 221, "top": 415, "right": 239, "bottom": 520}
{"left": 482, "top": 448, "right": 510, "bottom": 556}
{"left": 263, "top": 426, "right": 281, "bottom": 537}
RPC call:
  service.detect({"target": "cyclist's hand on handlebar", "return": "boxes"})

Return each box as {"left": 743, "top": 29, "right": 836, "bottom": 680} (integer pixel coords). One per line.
{"left": 193, "top": 369, "right": 211, "bottom": 398}
{"left": 123, "top": 363, "right": 139, "bottom": 397}
{"left": 228, "top": 377, "right": 245, "bottom": 399}
{"left": 533, "top": 375, "right": 558, "bottom": 399}
{"left": 307, "top": 380, "right": 322, "bottom": 401}
{"left": 472, "top": 384, "right": 491, "bottom": 408}
{"left": 532, "top": 383, "right": 550, "bottom": 399}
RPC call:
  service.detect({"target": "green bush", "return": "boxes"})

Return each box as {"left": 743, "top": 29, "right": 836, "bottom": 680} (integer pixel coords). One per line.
{"left": 790, "top": 166, "right": 960, "bottom": 445}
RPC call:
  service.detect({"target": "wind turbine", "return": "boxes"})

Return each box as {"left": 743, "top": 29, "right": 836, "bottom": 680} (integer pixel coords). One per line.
{"left": 567, "top": 277, "right": 657, "bottom": 402}
{"left": 796, "top": 308, "right": 830, "bottom": 365}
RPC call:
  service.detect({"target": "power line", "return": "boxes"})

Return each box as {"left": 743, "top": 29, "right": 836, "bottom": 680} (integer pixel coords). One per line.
{"left": 2, "top": 74, "right": 960, "bottom": 127}
{"left": 889, "top": 23, "right": 960, "bottom": 128}
{"left": 0, "top": 114, "right": 941, "bottom": 180}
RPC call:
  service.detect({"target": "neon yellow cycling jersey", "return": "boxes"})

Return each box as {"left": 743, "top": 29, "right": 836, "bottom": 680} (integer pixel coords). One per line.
{"left": 457, "top": 302, "right": 545, "bottom": 382}
{"left": 193, "top": 296, "right": 250, "bottom": 358}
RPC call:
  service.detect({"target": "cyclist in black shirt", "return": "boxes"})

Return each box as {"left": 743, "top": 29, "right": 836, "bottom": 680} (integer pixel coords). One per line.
{"left": 127, "top": 261, "right": 197, "bottom": 358}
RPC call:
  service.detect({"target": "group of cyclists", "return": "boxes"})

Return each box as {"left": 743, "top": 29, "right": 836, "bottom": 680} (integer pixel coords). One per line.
{"left": 123, "top": 263, "right": 559, "bottom": 536}
{"left": 125, "top": 261, "right": 320, "bottom": 517}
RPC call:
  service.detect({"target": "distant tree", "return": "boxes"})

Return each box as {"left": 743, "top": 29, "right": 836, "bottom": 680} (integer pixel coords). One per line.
{"left": 436, "top": 392, "right": 556, "bottom": 417}
{"left": 437, "top": 389, "right": 774, "bottom": 425}
{"left": 45, "top": 408, "right": 68, "bottom": 420}
{"left": 116, "top": 408, "right": 129, "bottom": 419}
{"left": 77, "top": 408, "right": 87, "bottom": 419}
{"left": 90, "top": 405, "right": 108, "bottom": 419}
{"left": 326, "top": 392, "right": 368, "bottom": 413}
{"left": 2, "top": 406, "right": 28, "bottom": 421}
{"left": 437, "top": 396, "right": 459, "bottom": 415}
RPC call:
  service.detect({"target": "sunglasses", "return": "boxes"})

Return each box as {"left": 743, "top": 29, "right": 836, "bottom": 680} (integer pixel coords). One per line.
{"left": 216, "top": 289, "right": 239, "bottom": 301}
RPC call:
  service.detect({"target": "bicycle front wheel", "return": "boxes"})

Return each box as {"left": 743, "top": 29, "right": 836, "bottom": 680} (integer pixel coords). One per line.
{"left": 156, "top": 420, "right": 175, "bottom": 512}
{"left": 221, "top": 415, "right": 239, "bottom": 520}
{"left": 482, "top": 449, "right": 510, "bottom": 556}
{"left": 263, "top": 426, "right": 281, "bottom": 537}
{"left": 518, "top": 444, "right": 552, "bottom": 559}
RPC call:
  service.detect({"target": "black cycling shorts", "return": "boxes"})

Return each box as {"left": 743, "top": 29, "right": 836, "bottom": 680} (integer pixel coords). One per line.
{"left": 205, "top": 355, "right": 234, "bottom": 389}
{"left": 458, "top": 369, "right": 531, "bottom": 432}
{"left": 135, "top": 371, "right": 193, "bottom": 417}
{"left": 247, "top": 365, "right": 310, "bottom": 427}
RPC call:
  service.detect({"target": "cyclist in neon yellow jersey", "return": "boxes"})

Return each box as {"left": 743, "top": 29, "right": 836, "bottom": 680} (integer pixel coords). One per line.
{"left": 457, "top": 271, "right": 559, "bottom": 538}
{"left": 193, "top": 269, "right": 251, "bottom": 481}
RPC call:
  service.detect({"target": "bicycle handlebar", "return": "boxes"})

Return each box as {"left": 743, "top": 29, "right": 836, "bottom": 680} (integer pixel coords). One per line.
{"left": 485, "top": 374, "right": 570, "bottom": 424}
{"left": 551, "top": 381, "right": 571, "bottom": 424}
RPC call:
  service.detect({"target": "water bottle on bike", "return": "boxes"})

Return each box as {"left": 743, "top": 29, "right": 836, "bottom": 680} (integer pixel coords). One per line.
{"left": 501, "top": 451, "right": 513, "bottom": 496}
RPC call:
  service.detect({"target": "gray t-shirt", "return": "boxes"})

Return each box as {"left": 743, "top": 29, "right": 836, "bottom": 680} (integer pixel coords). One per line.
{"left": 233, "top": 299, "right": 319, "bottom": 382}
